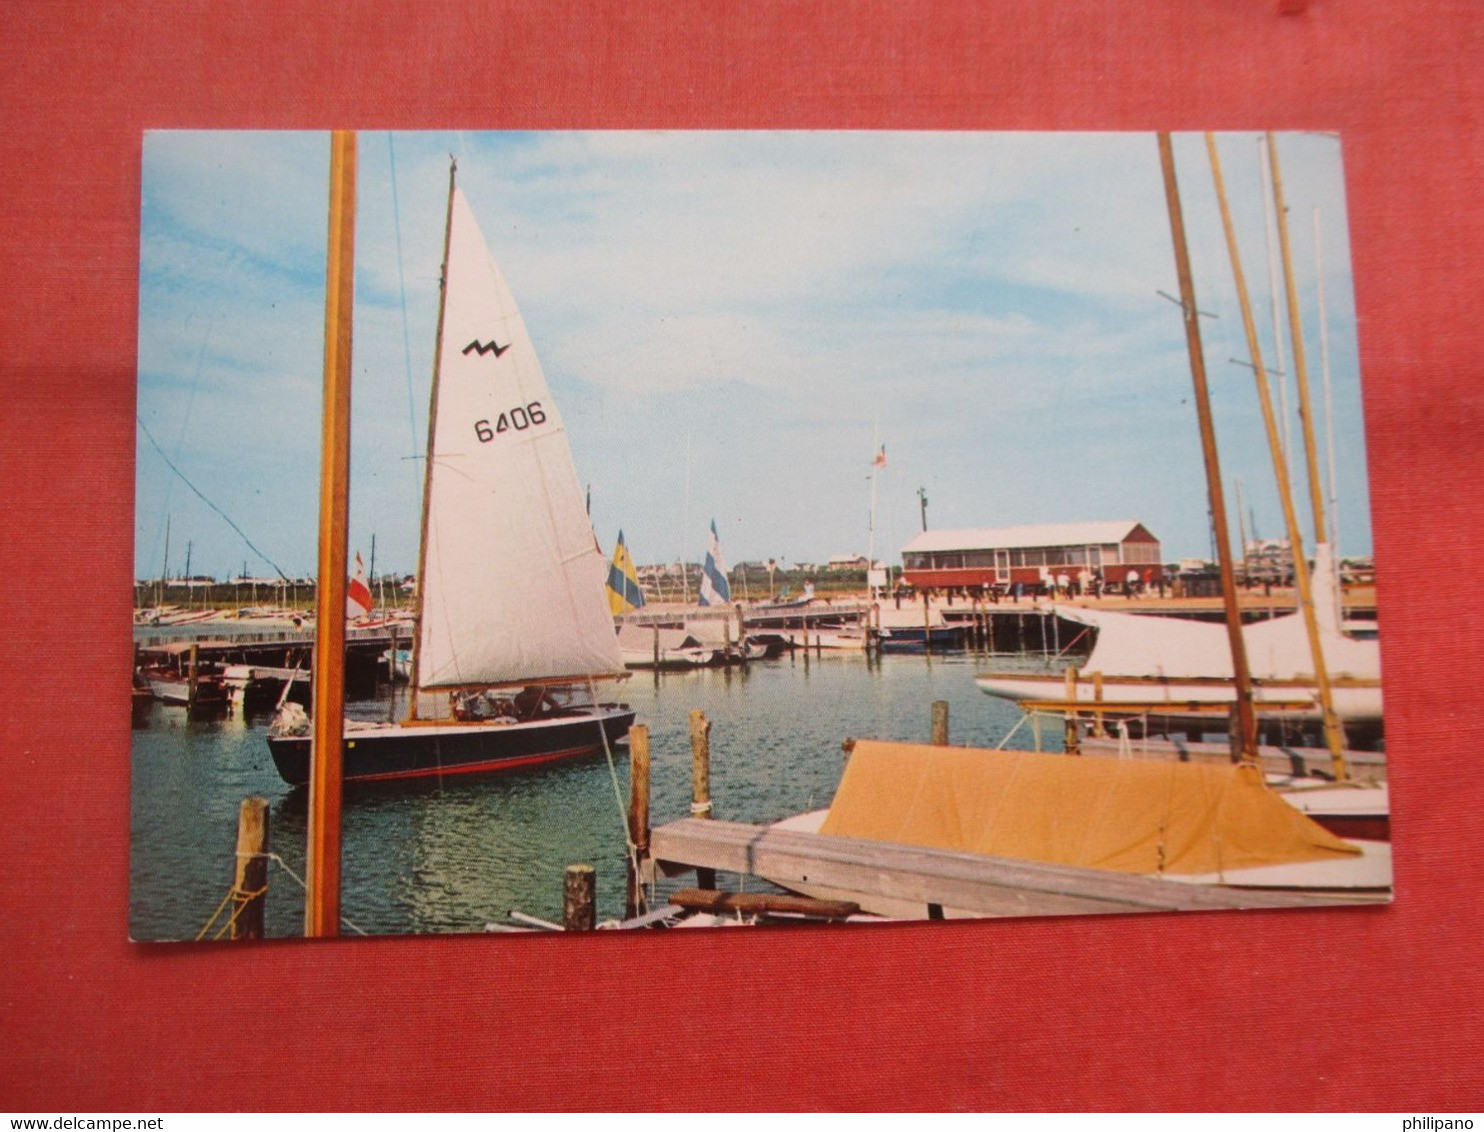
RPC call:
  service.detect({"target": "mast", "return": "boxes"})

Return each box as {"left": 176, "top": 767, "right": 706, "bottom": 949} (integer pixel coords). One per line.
{"left": 1207, "top": 133, "right": 1349, "bottom": 781}
{"left": 1258, "top": 138, "right": 1293, "bottom": 461}
{"left": 1314, "top": 206, "right": 1343, "bottom": 585}
{"left": 307, "top": 128, "right": 357, "bottom": 938}
{"left": 1157, "top": 133, "right": 1260, "bottom": 768}
{"left": 867, "top": 424, "right": 880, "bottom": 598}
{"left": 407, "top": 158, "right": 459, "bottom": 715}
{"left": 1268, "top": 134, "right": 1328, "bottom": 548}
{"left": 158, "top": 513, "right": 170, "bottom": 609}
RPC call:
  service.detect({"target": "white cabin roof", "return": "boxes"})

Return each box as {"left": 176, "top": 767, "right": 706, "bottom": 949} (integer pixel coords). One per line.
{"left": 902, "top": 521, "right": 1152, "bottom": 554}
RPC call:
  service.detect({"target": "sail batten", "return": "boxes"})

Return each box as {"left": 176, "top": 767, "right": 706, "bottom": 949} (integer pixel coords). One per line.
{"left": 416, "top": 188, "right": 624, "bottom": 691}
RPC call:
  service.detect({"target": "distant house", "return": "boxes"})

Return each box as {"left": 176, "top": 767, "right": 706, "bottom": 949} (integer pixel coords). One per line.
{"left": 825, "top": 554, "right": 869, "bottom": 572}
{"left": 900, "top": 521, "right": 1163, "bottom": 590}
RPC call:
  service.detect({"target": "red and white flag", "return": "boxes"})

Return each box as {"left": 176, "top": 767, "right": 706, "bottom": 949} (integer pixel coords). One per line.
{"left": 347, "top": 552, "right": 374, "bottom": 619}
{"left": 873, "top": 444, "right": 887, "bottom": 468}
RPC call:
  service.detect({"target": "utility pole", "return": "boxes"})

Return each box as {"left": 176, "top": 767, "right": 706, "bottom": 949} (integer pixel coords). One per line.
{"left": 917, "top": 487, "right": 928, "bottom": 532}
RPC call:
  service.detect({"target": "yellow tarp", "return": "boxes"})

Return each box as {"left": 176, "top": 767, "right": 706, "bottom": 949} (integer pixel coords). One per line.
{"left": 818, "top": 741, "right": 1360, "bottom": 876}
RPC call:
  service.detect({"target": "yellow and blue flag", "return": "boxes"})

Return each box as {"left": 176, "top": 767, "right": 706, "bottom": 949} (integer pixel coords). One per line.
{"left": 607, "top": 530, "right": 647, "bottom": 615}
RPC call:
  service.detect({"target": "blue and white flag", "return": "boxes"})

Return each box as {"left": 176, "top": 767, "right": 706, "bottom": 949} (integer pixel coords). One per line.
{"left": 698, "top": 519, "right": 731, "bottom": 606}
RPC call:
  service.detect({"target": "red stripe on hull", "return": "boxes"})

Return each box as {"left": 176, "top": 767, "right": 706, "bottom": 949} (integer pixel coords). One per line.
{"left": 346, "top": 742, "right": 603, "bottom": 783}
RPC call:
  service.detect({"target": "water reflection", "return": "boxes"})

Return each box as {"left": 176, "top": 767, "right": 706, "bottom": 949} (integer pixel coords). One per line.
{"left": 131, "top": 651, "right": 1038, "bottom": 940}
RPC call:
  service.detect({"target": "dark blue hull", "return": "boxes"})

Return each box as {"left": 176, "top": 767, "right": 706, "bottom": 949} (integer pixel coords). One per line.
{"left": 879, "top": 626, "right": 967, "bottom": 652}
{"left": 267, "top": 705, "right": 635, "bottom": 786}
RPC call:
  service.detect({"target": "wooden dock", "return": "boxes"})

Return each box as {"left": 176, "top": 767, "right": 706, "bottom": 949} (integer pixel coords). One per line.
{"left": 650, "top": 817, "right": 1384, "bottom": 920}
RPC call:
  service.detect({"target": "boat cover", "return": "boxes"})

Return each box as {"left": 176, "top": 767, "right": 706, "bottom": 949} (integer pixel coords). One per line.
{"left": 818, "top": 740, "right": 1360, "bottom": 876}
{"left": 1050, "top": 601, "right": 1380, "bottom": 682}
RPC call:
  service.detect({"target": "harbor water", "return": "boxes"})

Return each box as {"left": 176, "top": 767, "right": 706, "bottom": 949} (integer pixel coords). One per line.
{"left": 129, "top": 649, "right": 1054, "bottom": 941}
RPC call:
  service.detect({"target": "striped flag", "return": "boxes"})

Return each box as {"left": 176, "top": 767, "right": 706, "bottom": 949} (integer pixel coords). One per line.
{"left": 606, "top": 530, "right": 647, "bottom": 615}
{"left": 698, "top": 519, "right": 731, "bottom": 606}
{"left": 346, "top": 551, "right": 373, "bottom": 619}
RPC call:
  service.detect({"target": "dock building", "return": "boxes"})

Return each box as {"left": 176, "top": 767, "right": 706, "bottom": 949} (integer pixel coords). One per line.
{"left": 900, "top": 521, "right": 1163, "bottom": 592}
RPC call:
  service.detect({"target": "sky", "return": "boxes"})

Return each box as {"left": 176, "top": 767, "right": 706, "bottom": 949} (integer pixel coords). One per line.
{"left": 134, "top": 130, "right": 1371, "bottom": 582}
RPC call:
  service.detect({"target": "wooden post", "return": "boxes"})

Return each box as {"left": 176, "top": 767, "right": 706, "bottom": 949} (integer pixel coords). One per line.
{"left": 735, "top": 602, "right": 747, "bottom": 663}
{"left": 187, "top": 642, "right": 200, "bottom": 711}
{"left": 626, "top": 725, "right": 651, "bottom": 919}
{"left": 689, "top": 709, "right": 717, "bottom": 889}
{"left": 1063, "top": 667, "right": 1081, "bottom": 755}
{"left": 231, "top": 796, "right": 270, "bottom": 941}
{"left": 652, "top": 623, "right": 660, "bottom": 669}
{"left": 563, "top": 864, "right": 596, "bottom": 932}
{"left": 1092, "top": 671, "right": 1108, "bottom": 738}
{"left": 922, "top": 592, "right": 932, "bottom": 652}
{"left": 931, "top": 700, "right": 950, "bottom": 746}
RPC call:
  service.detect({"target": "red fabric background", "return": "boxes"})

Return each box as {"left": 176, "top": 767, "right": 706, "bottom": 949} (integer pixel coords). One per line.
{"left": 3, "top": 1, "right": 1481, "bottom": 1112}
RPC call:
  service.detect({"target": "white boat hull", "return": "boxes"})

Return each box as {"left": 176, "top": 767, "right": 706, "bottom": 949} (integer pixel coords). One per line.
{"left": 974, "top": 672, "right": 1383, "bottom": 724}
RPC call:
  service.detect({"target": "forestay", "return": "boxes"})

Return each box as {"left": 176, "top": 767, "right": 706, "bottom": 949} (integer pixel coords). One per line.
{"left": 417, "top": 188, "right": 623, "bottom": 689}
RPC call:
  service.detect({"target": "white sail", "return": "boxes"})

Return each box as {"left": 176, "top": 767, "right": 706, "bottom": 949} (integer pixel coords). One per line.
{"left": 417, "top": 188, "right": 623, "bottom": 689}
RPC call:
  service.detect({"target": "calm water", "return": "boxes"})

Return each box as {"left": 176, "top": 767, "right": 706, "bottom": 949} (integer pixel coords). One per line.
{"left": 129, "top": 649, "right": 1053, "bottom": 940}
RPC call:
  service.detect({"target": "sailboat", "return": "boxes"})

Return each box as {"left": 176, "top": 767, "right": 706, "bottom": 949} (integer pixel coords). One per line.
{"left": 267, "top": 168, "right": 634, "bottom": 786}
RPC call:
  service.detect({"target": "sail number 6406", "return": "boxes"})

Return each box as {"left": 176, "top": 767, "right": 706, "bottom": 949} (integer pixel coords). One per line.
{"left": 475, "top": 402, "right": 546, "bottom": 442}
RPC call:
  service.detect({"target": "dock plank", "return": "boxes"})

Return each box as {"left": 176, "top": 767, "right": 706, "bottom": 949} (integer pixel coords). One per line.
{"left": 651, "top": 818, "right": 1379, "bottom": 920}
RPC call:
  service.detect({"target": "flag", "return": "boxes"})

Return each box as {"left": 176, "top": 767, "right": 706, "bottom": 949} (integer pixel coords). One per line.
{"left": 346, "top": 552, "right": 373, "bottom": 619}
{"left": 698, "top": 519, "right": 731, "bottom": 606}
{"left": 873, "top": 444, "right": 887, "bottom": 468}
{"left": 606, "top": 530, "right": 647, "bottom": 615}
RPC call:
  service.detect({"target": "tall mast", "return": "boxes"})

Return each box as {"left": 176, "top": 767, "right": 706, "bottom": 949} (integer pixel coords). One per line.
{"left": 1268, "top": 133, "right": 1328, "bottom": 547}
{"left": 1314, "top": 206, "right": 1343, "bottom": 572}
{"left": 1206, "top": 133, "right": 1349, "bottom": 781}
{"left": 867, "top": 423, "right": 879, "bottom": 598}
{"left": 1258, "top": 139, "right": 1293, "bottom": 462}
{"left": 1157, "top": 133, "right": 1259, "bottom": 768}
{"left": 408, "top": 158, "right": 459, "bottom": 714}
{"left": 158, "top": 513, "right": 170, "bottom": 609}
{"left": 307, "top": 128, "right": 357, "bottom": 938}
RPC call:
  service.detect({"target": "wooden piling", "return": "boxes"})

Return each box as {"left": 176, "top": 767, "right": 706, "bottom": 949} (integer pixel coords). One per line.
{"left": 931, "top": 700, "right": 950, "bottom": 746}
{"left": 232, "top": 796, "right": 270, "bottom": 941}
{"left": 923, "top": 592, "right": 932, "bottom": 652}
{"left": 187, "top": 642, "right": 200, "bottom": 711}
{"left": 689, "top": 709, "right": 717, "bottom": 889}
{"left": 1091, "top": 671, "right": 1107, "bottom": 738}
{"left": 626, "top": 724, "right": 651, "bottom": 919}
{"left": 563, "top": 864, "right": 597, "bottom": 932}
{"left": 1063, "top": 667, "right": 1080, "bottom": 755}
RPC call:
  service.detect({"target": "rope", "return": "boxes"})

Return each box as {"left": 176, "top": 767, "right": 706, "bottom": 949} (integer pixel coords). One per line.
{"left": 194, "top": 853, "right": 369, "bottom": 940}
{"left": 265, "top": 853, "right": 370, "bottom": 937}
{"left": 137, "top": 416, "right": 290, "bottom": 582}
{"left": 588, "top": 677, "right": 647, "bottom": 916}
{"left": 994, "top": 711, "right": 1033, "bottom": 750}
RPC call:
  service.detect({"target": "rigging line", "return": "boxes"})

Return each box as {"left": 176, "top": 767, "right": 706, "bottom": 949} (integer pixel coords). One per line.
{"left": 387, "top": 132, "right": 423, "bottom": 506}
{"left": 265, "top": 853, "right": 369, "bottom": 936}
{"left": 136, "top": 416, "right": 291, "bottom": 582}
{"left": 589, "top": 675, "right": 646, "bottom": 914}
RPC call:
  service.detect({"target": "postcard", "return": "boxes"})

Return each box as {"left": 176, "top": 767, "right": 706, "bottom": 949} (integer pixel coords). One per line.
{"left": 130, "top": 130, "right": 1386, "bottom": 941}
